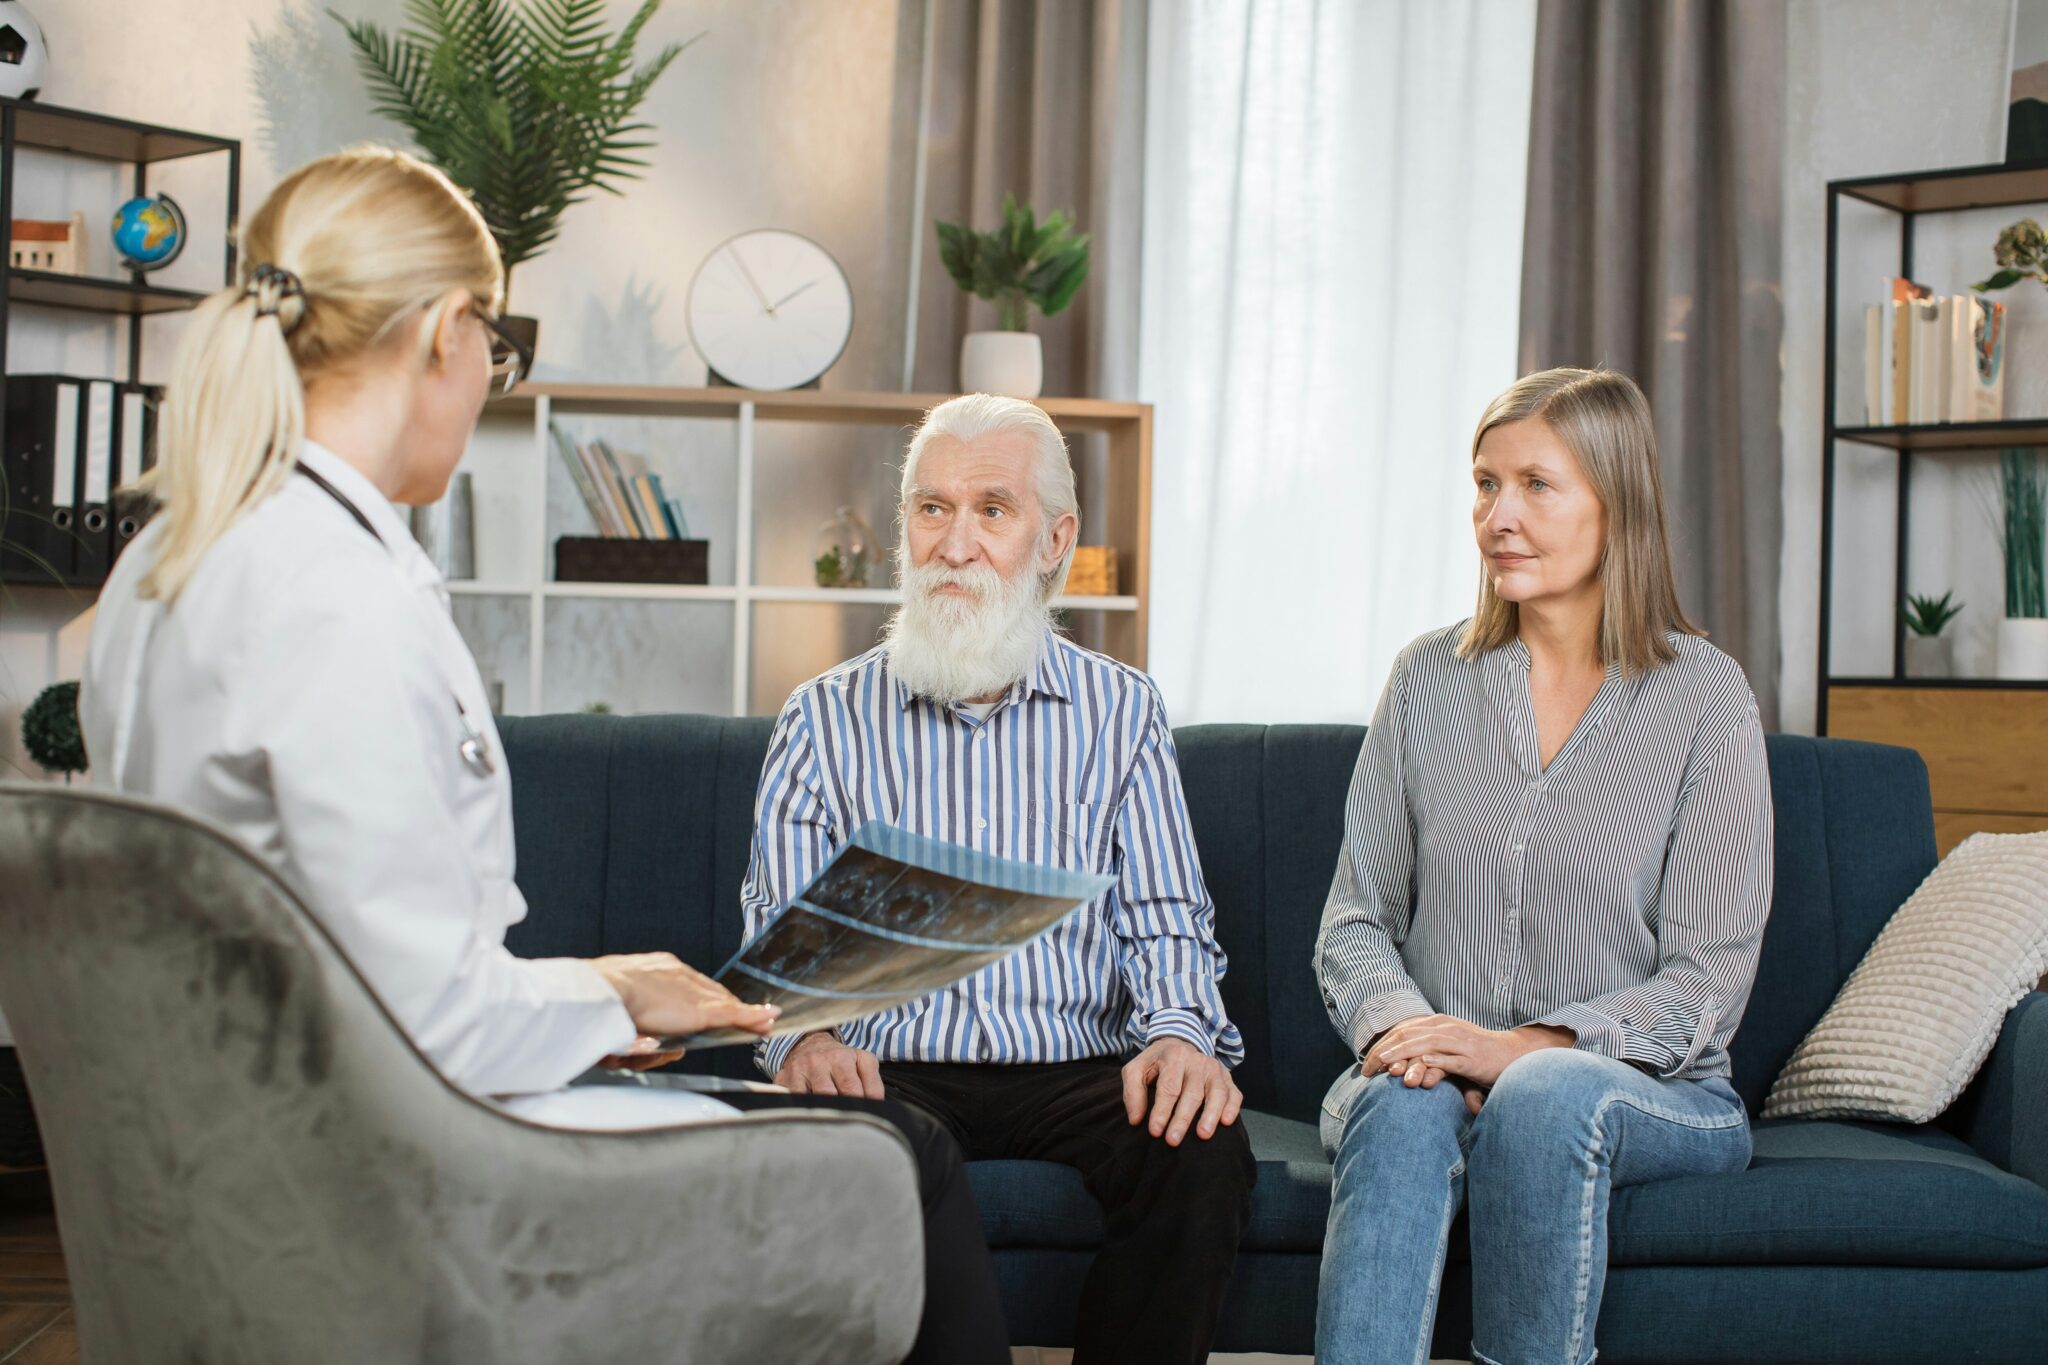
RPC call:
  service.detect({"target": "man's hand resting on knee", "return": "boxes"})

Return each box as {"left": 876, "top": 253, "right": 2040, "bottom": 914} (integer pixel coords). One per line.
{"left": 1123, "top": 1037, "right": 1242, "bottom": 1147}
{"left": 774, "top": 1031, "right": 888, "bottom": 1099}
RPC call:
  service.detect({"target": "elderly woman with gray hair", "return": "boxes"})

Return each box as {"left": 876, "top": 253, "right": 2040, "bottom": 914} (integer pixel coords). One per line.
{"left": 1313, "top": 368, "right": 1774, "bottom": 1365}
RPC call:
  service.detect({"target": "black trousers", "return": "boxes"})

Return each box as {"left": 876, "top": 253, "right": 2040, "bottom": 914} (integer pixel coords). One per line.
{"left": 720, "top": 1088, "right": 1008, "bottom": 1365}
{"left": 880, "top": 1057, "right": 1257, "bottom": 1365}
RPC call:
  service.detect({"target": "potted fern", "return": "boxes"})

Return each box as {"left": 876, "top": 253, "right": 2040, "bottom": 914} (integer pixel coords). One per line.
{"left": 1999, "top": 449, "right": 2048, "bottom": 679}
{"left": 936, "top": 193, "right": 1090, "bottom": 398}
{"left": 333, "top": 0, "right": 689, "bottom": 363}
{"left": 1901, "top": 592, "right": 1963, "bottom": 679}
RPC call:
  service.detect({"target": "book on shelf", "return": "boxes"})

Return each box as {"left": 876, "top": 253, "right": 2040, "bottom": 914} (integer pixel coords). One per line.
{"left": 550, "top": 422, "right": 621, "bottom": 537}
{"left": 630, "top": 474, "right": 673, "bottom": 540}
{"left": 1861, "top": 280, "right": 2004, "bottom": 426}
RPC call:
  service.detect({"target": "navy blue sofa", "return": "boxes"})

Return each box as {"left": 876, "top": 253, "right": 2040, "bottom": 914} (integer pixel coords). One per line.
{"left": 497, "top": 716, "right": 2048, "bottom": 1363}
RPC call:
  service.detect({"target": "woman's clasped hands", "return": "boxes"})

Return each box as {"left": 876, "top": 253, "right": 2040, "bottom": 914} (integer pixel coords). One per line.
{"left": 1363, "top": 1015, "right": 1577, "bottom": 1114}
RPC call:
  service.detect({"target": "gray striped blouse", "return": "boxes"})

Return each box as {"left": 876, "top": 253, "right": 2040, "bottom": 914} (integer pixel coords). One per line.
{"left": 1313, "top": 623, "right": 1773, "bottom": 1081}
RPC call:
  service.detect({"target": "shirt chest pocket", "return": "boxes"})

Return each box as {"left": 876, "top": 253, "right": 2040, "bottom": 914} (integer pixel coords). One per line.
{"left": 1027, "top": 799, "right": 1108, "bottom": 875}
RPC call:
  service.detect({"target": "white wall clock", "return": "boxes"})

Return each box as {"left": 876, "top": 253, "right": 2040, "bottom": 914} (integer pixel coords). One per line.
{"left": 686, "top": 229, "right": 854, "bottom": 391}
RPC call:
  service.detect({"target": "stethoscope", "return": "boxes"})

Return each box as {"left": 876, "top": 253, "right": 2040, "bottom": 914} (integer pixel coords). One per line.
{"left": 295, "top": 462, "right": 498, "bottom": 778}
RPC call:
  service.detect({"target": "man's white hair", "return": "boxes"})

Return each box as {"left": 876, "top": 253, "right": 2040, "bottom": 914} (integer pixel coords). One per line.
{"left": 899, "top": 393, "right": 1079, "bottom": 599}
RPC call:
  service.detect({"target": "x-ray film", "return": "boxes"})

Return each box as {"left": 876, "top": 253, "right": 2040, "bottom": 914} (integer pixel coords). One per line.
{"left": 660, "top": 822, "right": 1112, "bottom": 1049}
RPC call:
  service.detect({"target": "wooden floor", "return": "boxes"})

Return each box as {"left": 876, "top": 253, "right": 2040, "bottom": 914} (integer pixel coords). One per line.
{"left": 0, "top": 1171, "right": 71, "bottom": 1364}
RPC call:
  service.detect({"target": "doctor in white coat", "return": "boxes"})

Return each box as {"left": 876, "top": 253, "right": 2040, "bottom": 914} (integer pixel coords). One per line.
{"left": 80, "top": 147, "right": 1008, "bottom": 1365}
{"left": 82, "top": 147, "right": 772, "bottom": 1126}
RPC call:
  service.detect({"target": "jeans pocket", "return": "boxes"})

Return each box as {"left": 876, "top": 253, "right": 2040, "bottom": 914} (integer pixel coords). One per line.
{"left": 1319, "top": 1062, "right": 1368, "bottom": 1157}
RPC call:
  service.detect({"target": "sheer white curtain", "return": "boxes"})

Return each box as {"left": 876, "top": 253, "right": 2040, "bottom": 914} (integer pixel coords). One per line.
{"left": 1138, "top": 0, "right": 1538, "bottom": 723}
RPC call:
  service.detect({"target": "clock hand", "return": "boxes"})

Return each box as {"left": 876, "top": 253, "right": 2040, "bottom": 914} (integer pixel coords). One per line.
{"left": 728, "top": 246, "right": 777, "bottom": 317}
{"left": 767, "top": 279, "right": 818, "bottom": 312}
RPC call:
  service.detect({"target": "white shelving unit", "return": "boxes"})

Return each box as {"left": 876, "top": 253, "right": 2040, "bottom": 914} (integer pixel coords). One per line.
{"left": 450, "top": 384, "right": 1153, "bottom": 718}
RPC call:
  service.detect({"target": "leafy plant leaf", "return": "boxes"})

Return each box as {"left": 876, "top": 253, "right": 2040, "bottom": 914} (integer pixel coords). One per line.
{"left": 330, "top": 0, "right": 691, "bottom": 288}
{"left": 931, "top": 192, "right": 1091, "bottom": 327}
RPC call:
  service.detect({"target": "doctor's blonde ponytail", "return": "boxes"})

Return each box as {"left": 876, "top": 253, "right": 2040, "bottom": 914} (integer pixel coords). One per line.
{"left": 138, "top": 146, "right": 502, "bottom": 601}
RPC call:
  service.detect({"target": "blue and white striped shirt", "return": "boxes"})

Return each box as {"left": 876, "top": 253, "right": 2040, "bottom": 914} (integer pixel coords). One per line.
{"left": 742, "top": 631, "right": 1243, "bottom": 1078}
{"left": 1314, "top": 623, "right": 1773, "bottom": 1081}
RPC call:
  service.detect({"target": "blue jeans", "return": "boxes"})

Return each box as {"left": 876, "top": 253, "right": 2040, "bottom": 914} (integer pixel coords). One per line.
{"left": 1315, "top": 1047, "right": 1751, "bottom": 1365}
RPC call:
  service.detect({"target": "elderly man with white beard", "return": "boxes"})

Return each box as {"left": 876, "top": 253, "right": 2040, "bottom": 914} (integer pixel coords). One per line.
{"left": 738, "top": 393, "right": 1254, "bottom": 1363}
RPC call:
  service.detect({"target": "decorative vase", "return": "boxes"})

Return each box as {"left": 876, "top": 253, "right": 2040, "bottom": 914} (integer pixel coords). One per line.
{"left": 812, "top": 506, "right": 877, "bottom": 588}
{"left": 960, "top": 330, "right": 1043, "bottom": 399}
{"left": 1903, "top": 634, "right": 1953, "bottom": 679}
{"left": 1997, "top": 616, "right": 2048, "bottom": 679}
{"left": 0, "top": 3, "right": 50, "bottom": 102}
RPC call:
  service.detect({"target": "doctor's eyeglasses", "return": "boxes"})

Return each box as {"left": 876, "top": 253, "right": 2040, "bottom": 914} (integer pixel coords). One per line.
{"left": 473, "top": 302, "right": 533, "bottom": 398}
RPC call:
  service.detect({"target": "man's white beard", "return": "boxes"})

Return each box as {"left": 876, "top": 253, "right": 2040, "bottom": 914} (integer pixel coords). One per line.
{"left": 885, "top": 554, "right": 1052, "bottom": 705}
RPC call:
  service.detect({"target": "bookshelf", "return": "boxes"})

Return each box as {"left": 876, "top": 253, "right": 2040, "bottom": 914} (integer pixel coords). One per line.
{"left": 449, "top": 383, "right": 1151, "bottom": 718}
{"left": 1820, "top": 158, "right": 2048, "bottom": 852}
{"left": 0, "top": 96, "right": 240, "bottom": 586}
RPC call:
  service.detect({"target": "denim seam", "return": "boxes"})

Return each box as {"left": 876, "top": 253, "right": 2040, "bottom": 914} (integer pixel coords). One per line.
{"left": 1414, "top": 1155, "right": 1466, "bottom": 1365}
{"left": 1593, "top": 1088, "right": 1750, "bottom": 1132}
{"left": 1567, "top": 1115, "right": 1604, "bottom": 1365}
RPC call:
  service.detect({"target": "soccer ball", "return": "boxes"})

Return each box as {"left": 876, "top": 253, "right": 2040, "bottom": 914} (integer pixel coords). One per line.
{"left": 0, "top": 2, "right": 49, "bottom": 102}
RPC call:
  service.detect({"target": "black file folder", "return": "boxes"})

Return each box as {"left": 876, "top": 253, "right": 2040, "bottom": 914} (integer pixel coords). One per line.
{"left": 110, "top": 382, "right": 162, "bottom": 566}
{"left": 1, "top": 376, "right": 85, "bottom": 581}
{"left": 72, "top": 380, "right": 117, "bottom": 582}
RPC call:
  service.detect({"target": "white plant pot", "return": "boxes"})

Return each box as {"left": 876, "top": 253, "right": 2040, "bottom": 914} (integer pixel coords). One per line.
{"left": 960, "top": 330, "right": 1043, "bottom": 399}
{"left": 1996, "top": 616, "right": 2048, "bottom": 680}
{"left": 1904, "top": 634, "right": 1954, "bottom": 679}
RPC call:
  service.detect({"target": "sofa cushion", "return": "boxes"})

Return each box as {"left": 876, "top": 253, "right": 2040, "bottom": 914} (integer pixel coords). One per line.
{"left": 968, "top": 1111, "right": 2048, "bottom": 1270}
{"left": 1608, "top": 1119, "right": 2048, "bottom": 1270}
{"left": 1728, "top": 737, "right": 1937, "bottom": 1113}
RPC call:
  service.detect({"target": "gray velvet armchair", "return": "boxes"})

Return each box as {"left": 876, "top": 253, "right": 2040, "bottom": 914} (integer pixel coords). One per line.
{"left": 0, "top": 782, "right": 925, "bottom": 1365}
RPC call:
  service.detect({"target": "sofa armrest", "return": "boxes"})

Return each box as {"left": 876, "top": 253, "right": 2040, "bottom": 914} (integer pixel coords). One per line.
{"left": 446, "top": 1106, "right": 926, "bottom": 1365}
{"left": 1956, "top": 990, "right": 2048, "bottom": 1189}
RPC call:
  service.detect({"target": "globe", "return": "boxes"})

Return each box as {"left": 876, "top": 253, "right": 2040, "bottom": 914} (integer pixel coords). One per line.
{"left": 110, "top": 195, "right": 186, "bottom": 272}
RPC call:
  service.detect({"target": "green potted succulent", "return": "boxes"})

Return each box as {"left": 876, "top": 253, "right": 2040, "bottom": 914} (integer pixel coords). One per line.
{"left": 333, "top": 0, "right": 691, "bottom": 364}
{"left": 936, "top": 193, "right": 1090, "bottom": 399}
{"left": 1998, "top": 449, "right": 2048, "bottom": 679}
{"left": 1901, "top": 592, "right": 1963, "bottom": 679}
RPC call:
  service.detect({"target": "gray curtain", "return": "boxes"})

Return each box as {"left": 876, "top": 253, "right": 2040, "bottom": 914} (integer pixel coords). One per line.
{"left": 1520, "top": 0, "right": 1785, "bottom": 725}
{"left": 910, "top": 0, "right": 1148, "bottom": 400}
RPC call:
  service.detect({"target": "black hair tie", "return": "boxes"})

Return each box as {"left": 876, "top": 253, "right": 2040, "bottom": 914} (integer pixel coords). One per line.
{"left": 245, "top": 263, "right": 307, "bottom": 334}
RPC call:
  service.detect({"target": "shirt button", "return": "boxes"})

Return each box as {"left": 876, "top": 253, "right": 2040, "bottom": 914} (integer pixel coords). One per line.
{"left": 1513, "top": 843, "right": 1525, "bottom": 853}
{"left": 976, "top": 817, "right": 988, "bottom": 831}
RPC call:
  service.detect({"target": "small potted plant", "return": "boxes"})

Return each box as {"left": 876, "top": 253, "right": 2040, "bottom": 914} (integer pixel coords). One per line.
{"left": 334, "top": 0, "right": 691, "bottom": 365}
{"left": 1901, "top": 592, "right": 1963, "bottom": 679}
{"left": 1999, "top": 449, "right": 2048, "bottom": 679}
{"left": 21, "top": 680, "right": 85, "bottom": 783}
{"left": 936, "top": 193, "right": 1090, "bottom": 399}
{"left": 1973, "top": 218, "right": 2048, "bottom": 292}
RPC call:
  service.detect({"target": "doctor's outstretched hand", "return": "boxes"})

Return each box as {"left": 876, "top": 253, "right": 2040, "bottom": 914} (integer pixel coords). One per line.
{"left": 590, "top": 952, "right": 781, "bottom": 1040}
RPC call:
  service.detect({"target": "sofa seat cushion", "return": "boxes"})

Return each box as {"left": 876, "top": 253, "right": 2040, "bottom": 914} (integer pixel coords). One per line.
{"left": 968, "top": 1109, "right": 1331, "bottom": 1252}
{"left": 970, "top": 1113, "right": 2048, "bottom": 1272}
{"left": 1607, "top": 1119, "right": 2048, "bottom": 1270}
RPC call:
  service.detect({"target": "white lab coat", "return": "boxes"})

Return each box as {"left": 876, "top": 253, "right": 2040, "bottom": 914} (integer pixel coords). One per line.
{"left": 83, "top": 441, "right": 728, "bottom": 1126}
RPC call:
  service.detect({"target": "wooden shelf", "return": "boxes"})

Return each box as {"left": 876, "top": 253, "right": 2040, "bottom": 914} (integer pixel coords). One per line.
{"left": 492, "top": 383, "right": 1151, "bottom": 433}
{"left": 1833, "top": 159, "right": 2048, "bottom": 215}
{"left": 7, "top": 269, "right": 207, "bottom": 317}
{"left": 447, "top": 579, "right": 1142, "bottom": 613}
{"left": 2, "top": 97, "right": 236, "bottom": 165}
{"left": 1832, "top": 420, "right": 2048, "bottom": 453}
{"left": 1826, "top": 676, "right": 2048, "bottom": 690}
{"left": 451, "top": 384, "right": 1152, "bottom": 716}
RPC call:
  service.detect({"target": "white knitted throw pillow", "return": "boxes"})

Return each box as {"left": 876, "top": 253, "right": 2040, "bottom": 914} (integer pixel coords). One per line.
{"left": 1763, "top": 830, "right": 2048, "bottom": 1123}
